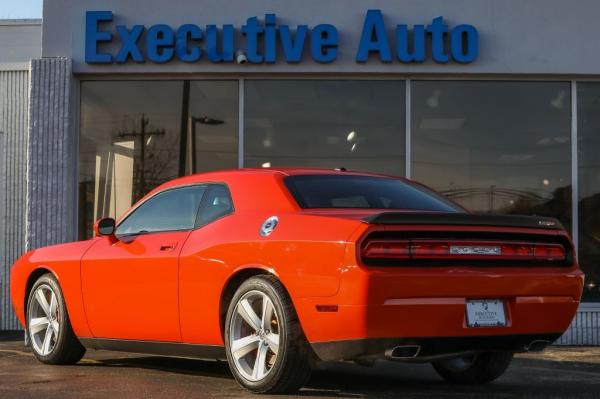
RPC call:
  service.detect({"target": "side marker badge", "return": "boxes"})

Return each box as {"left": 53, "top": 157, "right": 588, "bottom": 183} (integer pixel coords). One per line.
{"left": 260, "top": 216, "right": 279, "bottom": 237}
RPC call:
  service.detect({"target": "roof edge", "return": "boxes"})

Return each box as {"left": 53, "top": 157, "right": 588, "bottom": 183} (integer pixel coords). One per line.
{"left": 0, "top": 19, "right": 42, "bottom": 26}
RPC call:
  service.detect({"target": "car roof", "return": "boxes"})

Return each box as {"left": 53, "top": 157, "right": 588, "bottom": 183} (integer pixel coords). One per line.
{"left": 132, "top": 168, "right": 410, "bottom": 213}
{"left": 163, "top": 167, "right": 405, "bottom": 186}
{"left": 121, "top": 167, "right": 440, "bottom": 220}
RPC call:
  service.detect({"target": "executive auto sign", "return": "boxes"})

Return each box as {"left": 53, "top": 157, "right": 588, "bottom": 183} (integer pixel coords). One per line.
{"left": 85, "top": 10, "right": 478, "bottom": 65}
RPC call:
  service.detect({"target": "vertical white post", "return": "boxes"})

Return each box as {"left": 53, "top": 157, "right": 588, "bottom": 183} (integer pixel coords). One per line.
{"left": 405, "top": 79, "right": 412, "bottom": 179}
{"left": 238, "top": 78, "right": 245, "bottom": 169}
{"left": 571, "top": 81, "right": 579, "bottom": 255}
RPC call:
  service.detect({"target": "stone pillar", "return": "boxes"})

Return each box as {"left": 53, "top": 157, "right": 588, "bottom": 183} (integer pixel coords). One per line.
{"left": 27, "top": 57, "right": 77, "bottom": 250}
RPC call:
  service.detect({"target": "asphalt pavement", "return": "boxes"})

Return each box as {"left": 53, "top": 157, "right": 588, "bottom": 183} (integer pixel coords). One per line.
{"left": 0, "top": 337, "right": 599, "bottom": 398}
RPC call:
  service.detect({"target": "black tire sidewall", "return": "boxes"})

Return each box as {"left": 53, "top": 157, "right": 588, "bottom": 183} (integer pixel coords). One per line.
{"left": 26, "top": 274, "right": 72, "bottom": 363}
{"left": 224, "top": 276, "right": 292, "bottom": 392}
{"left": 433, "top": 351, "right": 514, "bottom": 384}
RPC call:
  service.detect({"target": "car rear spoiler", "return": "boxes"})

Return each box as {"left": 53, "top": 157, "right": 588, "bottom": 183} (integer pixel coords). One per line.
{"left": 362, "top": 212, "right": 564, "bottom": 230}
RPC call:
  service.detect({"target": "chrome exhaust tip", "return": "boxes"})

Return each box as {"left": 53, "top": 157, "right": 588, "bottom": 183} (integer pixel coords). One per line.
{"left": 526, "top": 340, "right": 551, "bottom": 352}
{"left": 385, "top": 345, "right": 421, "bottom": 359}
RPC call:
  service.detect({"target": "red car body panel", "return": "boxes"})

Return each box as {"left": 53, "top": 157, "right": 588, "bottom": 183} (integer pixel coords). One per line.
{"left": 10, "top": 168, "right": 584, "bottom": 360}
{"left": 80, "top": 231, "right": 190, "bottom": 341}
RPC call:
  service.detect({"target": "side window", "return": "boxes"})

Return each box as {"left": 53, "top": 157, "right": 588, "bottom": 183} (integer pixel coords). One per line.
{"left": 196, "top": 184, "right": 234, "bottom": 226}
{"left": 116, "top": 185, "right": 207, "bottom": 235}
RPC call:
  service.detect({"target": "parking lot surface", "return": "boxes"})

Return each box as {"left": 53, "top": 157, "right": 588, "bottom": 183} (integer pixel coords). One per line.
{"left": 0, "top": 338, "right": 599, "bottom": 398}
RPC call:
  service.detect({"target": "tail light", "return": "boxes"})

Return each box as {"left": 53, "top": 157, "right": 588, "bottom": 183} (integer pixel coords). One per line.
{"left": 361, "top": 239, "right": 566, "bottom": 263}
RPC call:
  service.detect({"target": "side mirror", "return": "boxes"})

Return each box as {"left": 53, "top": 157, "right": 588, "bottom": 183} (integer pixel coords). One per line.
{"left": 94, "top": 217, "right": 116, "bottom": 237}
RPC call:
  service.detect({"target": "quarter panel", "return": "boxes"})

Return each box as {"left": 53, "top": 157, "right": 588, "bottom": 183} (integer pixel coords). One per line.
{"left": 178, "top": 211, "right": 363, "bottom": 345}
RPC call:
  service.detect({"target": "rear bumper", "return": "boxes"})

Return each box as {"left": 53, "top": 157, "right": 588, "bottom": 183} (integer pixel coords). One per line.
{"left": 299, "top": 295, "right": 579, "bottom": 361}
{"left": 294, "top": 251, "right": 583, "bottom": 361}
{"left": 311, "top": 333, "right": 562, "bottom": 362}
{"left": 298, "top": 296, "right": 579, "bottom": 360}
{"left": 298, "top": 262, "right": 585, "bottom": 360}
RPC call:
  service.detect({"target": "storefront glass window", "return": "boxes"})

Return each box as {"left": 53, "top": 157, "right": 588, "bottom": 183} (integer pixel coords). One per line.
{"left": 578, "top": 83, "right": 600, "bottom": 301}
{"left": 412, "top": 81, "right": 572, "bottom": 226}
{"left": 188, "top": 81, "right": 239, "bottom": 173}
{"left": 244, "top": 80, "right": 405, "bottom": 175}
{"left": 79, "top": 80, "right": 238, "bottom": 239}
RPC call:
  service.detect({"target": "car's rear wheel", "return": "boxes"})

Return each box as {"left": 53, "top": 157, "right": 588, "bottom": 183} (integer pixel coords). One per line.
{"left": 432, "top": 351, "right": 513, "bottom": 384}
{"left": 27, "top": 273, "right": 86, "bottom": 364}
{"left": 224, "top": 275, "right": 312, "bottom": 393}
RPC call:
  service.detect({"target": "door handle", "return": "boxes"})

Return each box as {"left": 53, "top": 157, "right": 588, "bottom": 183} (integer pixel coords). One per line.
{"left": 159, "top": 242, "right": 178, "bottom": 252}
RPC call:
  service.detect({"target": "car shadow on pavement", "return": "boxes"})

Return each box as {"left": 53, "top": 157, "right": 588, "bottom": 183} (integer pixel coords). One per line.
{"left": 85, "top": 354, "right": 600, "bottom": 398}
{"left": 91, "top": 355, "right": 234, "bottom": 380}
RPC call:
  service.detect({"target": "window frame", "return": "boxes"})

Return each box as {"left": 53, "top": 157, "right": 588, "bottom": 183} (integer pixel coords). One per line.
{"left": 115, "top": 182, "right": 234, "bottom": 237}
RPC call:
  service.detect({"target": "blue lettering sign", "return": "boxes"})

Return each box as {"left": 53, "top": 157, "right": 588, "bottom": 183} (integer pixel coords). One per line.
{"left": 427, "top": 16, "right": 449, "bottom": 63}
{"left": 451, "top": 24, "right": 478, "bottom": 63}
{"left": 147, "top": 24, "right": 174, "bottom": 63}
{"left": 175, "top": 24, "right": 202, "bottom": 62}
{"left": 396, "top": 24, "right": 425, "bottom": 62}
{"left": 264, "top": 14, "right": 277, "bottom": 63}
{"left": 241, "top": 16, "right": 263, "bottom": 63}
{"left": 85, "top": 11, "right": 113, "bottom": 63}
{"left": 84, "top": 10, "right": 478, "bottom": 65}
{"left": 115, "top": 25, "right": 144, "bottom": 63}
{"left": 279, "top": 25, "right": 307, "bottom": 63}
{"left": 356, "top": 10, "right": 392, "bottom": 63}
{"left": 311, "top": 24, "right": 338, "bottom": 63}
{"left": 356, "top": 11, "right": 478, "bottom": 64}
{"left": 206, "top": 25, "right": 234, "bottom": 62}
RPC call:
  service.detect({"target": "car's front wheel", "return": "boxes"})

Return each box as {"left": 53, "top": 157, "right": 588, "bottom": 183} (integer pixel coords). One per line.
{"left": 432, "top": 351, "right": 513, "bottom": 384}
{"left": 224, "top": 275, "right": 312, "bottom": 393}
{"left": 27, "top": 273, "right": 86, "bottom": 364}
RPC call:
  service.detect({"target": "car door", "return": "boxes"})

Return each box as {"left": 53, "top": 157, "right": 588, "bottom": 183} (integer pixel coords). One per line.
{"left": 178, "top": 184, "right": 236, "bottom": 344}
{"left": 81, "top": 184, "right": 207, "bottom": 342}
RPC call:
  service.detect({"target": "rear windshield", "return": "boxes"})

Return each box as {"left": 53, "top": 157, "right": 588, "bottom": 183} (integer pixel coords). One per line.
{"left": 284, "top": 175, "right": 463, "bottom": 212}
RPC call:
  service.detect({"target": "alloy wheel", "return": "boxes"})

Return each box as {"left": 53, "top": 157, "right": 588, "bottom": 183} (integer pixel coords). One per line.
{"left": 28, "top": 284, "right": 60, "bottom": 356}
{"left": 229, "top": 290, "right": 280, "bottom": 382}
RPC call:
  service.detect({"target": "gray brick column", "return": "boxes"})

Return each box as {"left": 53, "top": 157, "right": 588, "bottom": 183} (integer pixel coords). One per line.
{"left": 27, "top": 58, "right": 77, "bottom": 250}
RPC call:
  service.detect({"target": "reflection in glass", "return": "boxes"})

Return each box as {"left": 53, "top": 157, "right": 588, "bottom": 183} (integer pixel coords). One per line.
{"left": 578, "top": 83, "right": 600, "bottom": 301}
{"left": 412, "top": 81, "right": 572, "bottom": 229}
{"left": 244, "top": 80, "right": 405, "bottom": 176}
{"left": 79, "top": 81, "right": 183, "bottom": 239}
{"left": 79, "top": 80, "right": 239, "bottom": 239}
{"left": 187, "top": 81, "right": 238, "bottom": 173}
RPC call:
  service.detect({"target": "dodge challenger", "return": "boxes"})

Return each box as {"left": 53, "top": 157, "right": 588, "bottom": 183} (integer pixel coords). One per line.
{"left": 10, "top": 168, "right": 583, "bottom": 393}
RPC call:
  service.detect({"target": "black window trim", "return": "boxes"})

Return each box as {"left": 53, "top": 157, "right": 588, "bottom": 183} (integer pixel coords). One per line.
{"left": 114, "top": 182, "right": 234, "bottom": 238}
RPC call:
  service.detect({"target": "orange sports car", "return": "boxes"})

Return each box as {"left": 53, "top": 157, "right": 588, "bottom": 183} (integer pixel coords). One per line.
{"left": 10, "top": 168, "right": 583, "bottom": 393}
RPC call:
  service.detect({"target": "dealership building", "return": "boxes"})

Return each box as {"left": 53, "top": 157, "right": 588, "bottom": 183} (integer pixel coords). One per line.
{"left": 0, "top": 0, "right": 599, "bottom": 344}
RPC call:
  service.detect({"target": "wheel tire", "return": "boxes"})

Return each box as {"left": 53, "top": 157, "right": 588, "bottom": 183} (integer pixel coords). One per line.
{"left": 224, "top": 275, "right": 312, "bottom": 393}
{"left": 26, "top": 273, "right": 86, "bottom": 364}
{"left": 432, "top": 351, "right": 513, "bottom": 384}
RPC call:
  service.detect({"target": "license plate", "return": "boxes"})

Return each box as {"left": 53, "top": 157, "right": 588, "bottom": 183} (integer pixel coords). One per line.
{"left": 466, "top": 299, "right": 507, "bottom": 328}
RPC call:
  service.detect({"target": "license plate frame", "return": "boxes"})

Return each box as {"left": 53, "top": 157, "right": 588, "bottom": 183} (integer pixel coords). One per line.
{"left": 466, "top": 299, "right": 507, "bottom": 328}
